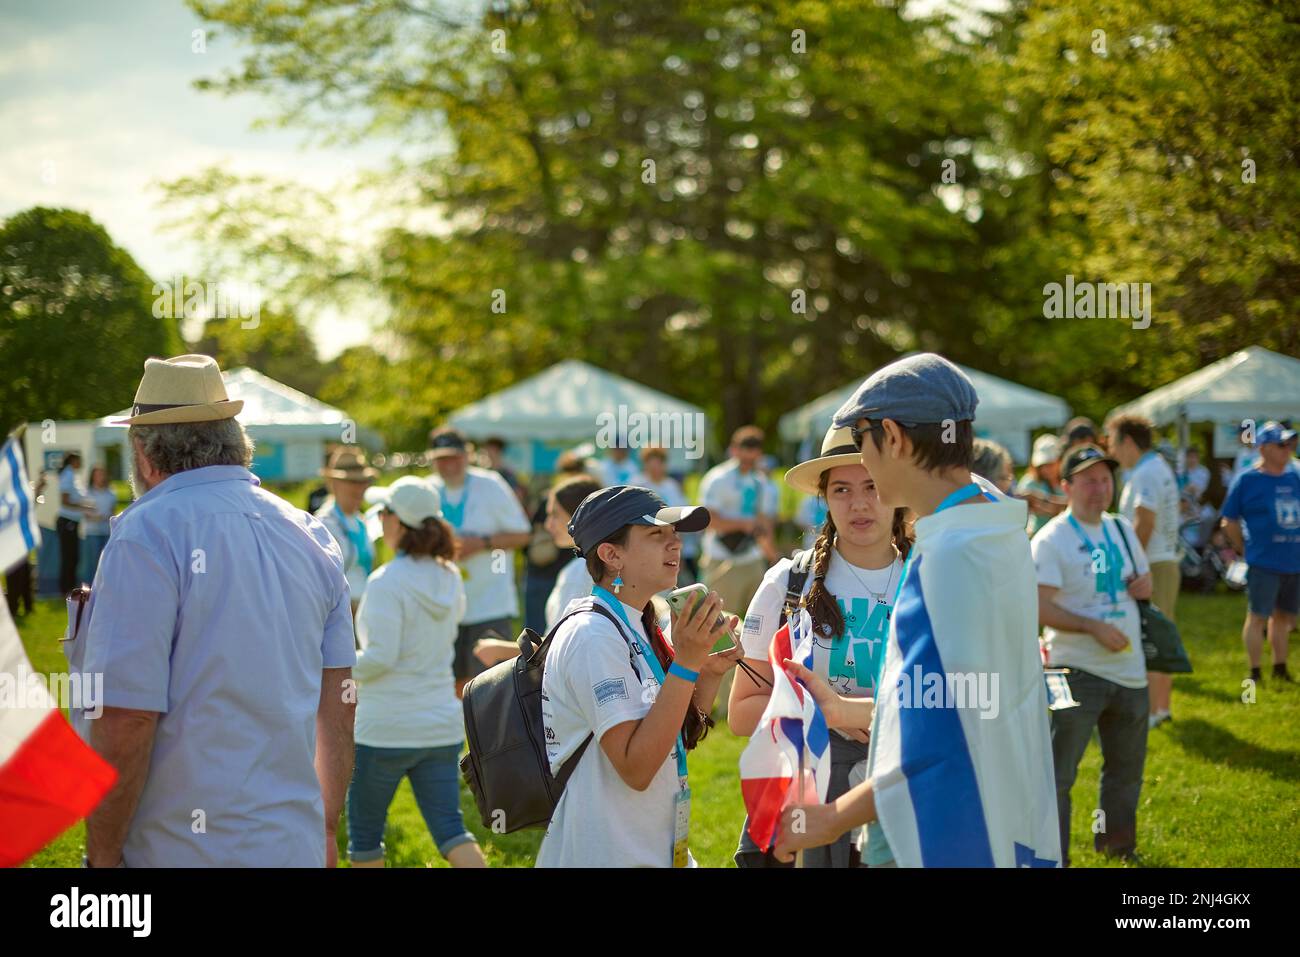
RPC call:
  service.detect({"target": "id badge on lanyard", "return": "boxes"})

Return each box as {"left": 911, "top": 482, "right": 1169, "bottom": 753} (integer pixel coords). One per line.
{"left": 592, "top": 585, "right": 692, "bottom": 866}
{"left": 672, "top": 779, "right": 691, "bottom": 868}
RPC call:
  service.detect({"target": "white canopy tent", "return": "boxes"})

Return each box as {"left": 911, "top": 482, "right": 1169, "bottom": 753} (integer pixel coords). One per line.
{"left": 447, "top": 359, "right": 711, "bottom": 474}
{"left": 1106, "top": 347, "right": 1300, "bottom": 457}
{"left": 778, "top": 362, "right": 1070, "bottom": 464}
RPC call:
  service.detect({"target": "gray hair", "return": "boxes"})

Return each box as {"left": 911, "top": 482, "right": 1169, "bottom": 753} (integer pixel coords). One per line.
{"left": 130, "top": 418, "right": 253, "bottom": 476}
{"left": 971, "top": 438, "right": 1013, "bottom": 486}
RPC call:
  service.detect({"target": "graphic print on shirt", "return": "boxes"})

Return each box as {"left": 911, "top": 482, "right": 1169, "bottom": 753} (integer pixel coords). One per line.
{"left": 1276, "top": 489, "right": 1300, "bottom": 529}
{"left": 822, "top": 596, "right": 890, "bottom": 695}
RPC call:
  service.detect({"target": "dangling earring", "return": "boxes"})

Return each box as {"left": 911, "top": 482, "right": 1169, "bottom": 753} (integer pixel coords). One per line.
{"left": 612, "top": 573, "right": 624, "bottom": 595}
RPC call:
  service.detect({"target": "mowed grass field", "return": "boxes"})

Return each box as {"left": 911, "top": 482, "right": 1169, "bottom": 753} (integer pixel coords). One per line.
{"left": 15, "top": 586, "right": 1299, "bottom": 867}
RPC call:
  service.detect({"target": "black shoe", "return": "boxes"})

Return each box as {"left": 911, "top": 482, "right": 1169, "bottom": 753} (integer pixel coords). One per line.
{"left": 1273, "top": 665, "right": 1294, "bottom": 683}
{"left": 1249, "top": 667, "right": 1262, "bottom": 683}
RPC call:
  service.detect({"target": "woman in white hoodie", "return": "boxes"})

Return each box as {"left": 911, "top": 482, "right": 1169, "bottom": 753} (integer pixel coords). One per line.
{"left": 346, "top": 476, "right": 486, "bottom": 868}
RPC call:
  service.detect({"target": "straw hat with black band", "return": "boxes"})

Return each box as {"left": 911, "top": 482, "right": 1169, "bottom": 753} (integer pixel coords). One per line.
{"left": 321, "top": 446, "right": 378, "bottom": 483}
{"left": 114, "top": 354, "right": 244, "bottom": 426}
{"left": 784, "top": 425, "right": 863, "bottom": 496}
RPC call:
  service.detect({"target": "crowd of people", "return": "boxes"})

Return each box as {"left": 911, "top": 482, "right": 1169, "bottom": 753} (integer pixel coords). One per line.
{"left": 16, "top": 350, "right": 1298, "bottom": 868}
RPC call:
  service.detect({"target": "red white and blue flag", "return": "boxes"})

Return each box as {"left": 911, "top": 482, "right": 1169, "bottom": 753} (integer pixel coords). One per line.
{"left": 739, "top": 607, "right": 831, "bottom": 852}
{"left": 0, "top": 433, "right": 117, "bottom": 867}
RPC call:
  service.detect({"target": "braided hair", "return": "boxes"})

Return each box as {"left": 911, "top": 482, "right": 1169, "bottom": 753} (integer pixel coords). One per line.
{"left": 802, "top": 472, "right": 915, "bottom": 641}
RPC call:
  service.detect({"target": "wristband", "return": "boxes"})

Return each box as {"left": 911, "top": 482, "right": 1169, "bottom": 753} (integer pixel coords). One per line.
{"left": 668, "top": 662, "right": 699, "bottom": 683}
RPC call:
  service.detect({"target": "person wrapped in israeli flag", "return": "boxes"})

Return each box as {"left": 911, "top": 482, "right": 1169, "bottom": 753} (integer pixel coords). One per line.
{"left": 773, "top": 352, "right": 1060, "bottom": 867}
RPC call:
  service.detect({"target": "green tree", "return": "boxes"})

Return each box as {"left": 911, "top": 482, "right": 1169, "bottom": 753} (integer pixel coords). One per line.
{"left": 192, "top": 309, "right": 328, "bottom": 398}
{"left": 0, "top": 207, "right": 181, "bottom": 432}
{"left": 180, "top": 0, "right": 1026, "bottom": 441}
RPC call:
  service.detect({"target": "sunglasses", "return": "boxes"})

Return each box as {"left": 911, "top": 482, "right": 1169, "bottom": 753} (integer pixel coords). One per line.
{"left": 850, "top": 418, "right": 923, "bottom": 449}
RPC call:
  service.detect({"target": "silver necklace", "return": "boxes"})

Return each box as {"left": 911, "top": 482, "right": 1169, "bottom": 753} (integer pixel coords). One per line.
{"left": 839, "top": 545, "right": 899, "bottom": 605}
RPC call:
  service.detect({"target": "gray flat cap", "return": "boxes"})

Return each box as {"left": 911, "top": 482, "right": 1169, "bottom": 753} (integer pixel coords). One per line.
{"left": 832, "top": 353, "right": 979, "bottom": 428}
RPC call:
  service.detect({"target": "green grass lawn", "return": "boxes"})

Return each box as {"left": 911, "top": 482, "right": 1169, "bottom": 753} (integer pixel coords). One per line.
{"left": 15, "top": 589, "right": 1298, "bottom": 867}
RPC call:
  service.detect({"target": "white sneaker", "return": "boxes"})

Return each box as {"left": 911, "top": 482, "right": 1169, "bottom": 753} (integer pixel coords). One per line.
{"left": 1148, "top": 710, "right": 1171, "bottom": 730}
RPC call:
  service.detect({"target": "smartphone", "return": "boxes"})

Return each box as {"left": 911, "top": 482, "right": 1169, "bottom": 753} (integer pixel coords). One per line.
{"left": 665, "top": 583, "right": 735, "bottom": 648}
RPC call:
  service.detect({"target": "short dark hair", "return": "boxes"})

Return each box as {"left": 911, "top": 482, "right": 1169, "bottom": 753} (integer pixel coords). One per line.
{"left": 484, "top": 436, "right": 506, "bottom": 451}
{"left": 400, "top": 515, "right": 456, "bottom": 560}
{"left": 552, "top": 474, "right": 601, "bottom": 517}
{"left": 865, "top": 418, "right": 973, "bottom": 472}
{"left": 1109, "top": 414, "right": 1154, "bottom": 451}
{"left": 731, "top": 425, "right": 764, "bottom": 448}
{"left": 641, "top": 446, "right": 668, "bottom": 464}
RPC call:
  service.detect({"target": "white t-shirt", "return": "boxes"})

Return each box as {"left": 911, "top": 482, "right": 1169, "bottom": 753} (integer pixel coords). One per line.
{"left": 698, "top": 460, "right": 779, "bottom": 563}
{"left": 354, "top": 555, "right": 467, "bottom": 746}
{"left": 545, "top": 555, "right": 593, "bottom": 632}
{"left": 537, "top": 595, "right": 687, "bottom": 868}
{"left": 1119, "top": 452, "right": 1181, "bottom": 563}
{"left": 427, "top": 466, "right": 531, "bottom": 624}
{"left": 741, "top": 549, "right": 901, "bottom": 701}
{"left": 1031, "top": 511, "right": 1149, "bottom": 688}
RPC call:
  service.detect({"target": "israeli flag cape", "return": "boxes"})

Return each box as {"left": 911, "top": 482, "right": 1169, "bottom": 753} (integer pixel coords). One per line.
{"left": 0, "top": 436, "right": 41, "bottom": 569}
{"left": 868, "top": 477, "right": 1060, "bottom": 867}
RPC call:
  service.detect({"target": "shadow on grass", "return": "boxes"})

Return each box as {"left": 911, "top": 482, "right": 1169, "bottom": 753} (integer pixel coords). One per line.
{"left": 1167, "top": 717, "right": 1300, "bottom": 783}
{"left": 1173, "top": 676, "right": 1240, "bottom": 705}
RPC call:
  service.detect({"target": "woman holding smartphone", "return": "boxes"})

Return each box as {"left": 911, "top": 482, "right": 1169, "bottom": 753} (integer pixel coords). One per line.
{"left": 537, "top": 486, "right": 743, "bottom": 867}
{"left": 728, "top": 426, "right": 912, "bottom": 867}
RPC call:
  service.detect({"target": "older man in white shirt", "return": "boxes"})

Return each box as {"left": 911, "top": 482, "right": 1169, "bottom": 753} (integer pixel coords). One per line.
{"left": 65, "top": 355, "right": 356, "bottom": 867}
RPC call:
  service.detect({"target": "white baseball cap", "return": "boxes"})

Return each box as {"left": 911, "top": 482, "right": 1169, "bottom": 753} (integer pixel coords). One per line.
{"left": 1031, "top": 433, "right": 1062, "bottom": 467}
{"left": 364, "top": 476, "right": 443, "bottom": 526}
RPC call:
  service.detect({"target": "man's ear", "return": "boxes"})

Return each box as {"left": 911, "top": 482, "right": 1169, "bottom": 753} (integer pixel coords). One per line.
{"left": 880, "top": 419, "right": 907, "bottom": 460}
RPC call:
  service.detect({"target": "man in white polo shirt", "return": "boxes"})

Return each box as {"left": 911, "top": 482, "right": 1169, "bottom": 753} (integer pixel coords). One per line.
{"left": 426, "top": 427, "right": 531, "bottom": 695}
{"left": 1107, "top": 414, "right": 1181, "bottom": 729}
{"left": 1032, "top": 444, "right": 1153, "bottom": 865}
{"left": 697, "top": 425, "right": 779, "bottom": 617}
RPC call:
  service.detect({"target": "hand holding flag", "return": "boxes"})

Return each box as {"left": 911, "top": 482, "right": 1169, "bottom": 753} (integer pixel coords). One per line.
{"left": 737, "top": 608, "right": 832, "bottom": 854}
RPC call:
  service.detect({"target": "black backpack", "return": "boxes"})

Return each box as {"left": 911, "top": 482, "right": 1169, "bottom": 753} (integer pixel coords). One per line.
{"left": 459, "top": 600, "right": 641, "bottom": 834}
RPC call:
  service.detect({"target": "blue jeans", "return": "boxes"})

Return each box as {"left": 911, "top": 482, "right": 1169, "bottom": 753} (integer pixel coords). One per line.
{"left": 347, "top": 743, "right": 477, "bottom": 862}
{"left": 1050, "top": 670, "right": 1149, "bottom": 866}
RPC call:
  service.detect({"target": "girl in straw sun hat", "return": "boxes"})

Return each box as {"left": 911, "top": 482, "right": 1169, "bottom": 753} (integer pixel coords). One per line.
{"left": 728, "top": 424, "right": 913, "bottom": 868}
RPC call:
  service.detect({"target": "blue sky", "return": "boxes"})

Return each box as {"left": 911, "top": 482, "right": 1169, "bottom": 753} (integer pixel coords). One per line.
{"left": 0, "top": 0, "right": 395, "bottom": 357}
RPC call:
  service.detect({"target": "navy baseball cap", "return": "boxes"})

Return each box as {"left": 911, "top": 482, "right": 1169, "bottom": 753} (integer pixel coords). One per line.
{"left": 567, "top": 486, "right": 710, "bottom": 557}
{"left": 1061, "top": 443, "right": 1118, "bottom": 480}
{"left": 832, "top": 352, "right": 978, "bottom": 429}
{"left": 1257, "top": 421, "right": 1298, "bottom": 446}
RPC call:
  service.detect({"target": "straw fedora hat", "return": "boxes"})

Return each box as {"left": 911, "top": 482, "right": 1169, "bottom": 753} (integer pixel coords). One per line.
{"left": 784, "top": 425, "right": 864, "bottom": 495}
{"left": 321, "top": 446, "right": 378, "bottom": 482}
{"left": 114, "top": 354, "right": 243, "bottom": 426}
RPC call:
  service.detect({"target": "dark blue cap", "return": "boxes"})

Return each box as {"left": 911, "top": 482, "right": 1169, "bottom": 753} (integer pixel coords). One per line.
{"left": 832, "top": 352, "right": 978, "bottom": 429}
{"left": 567, "top": 486, "right": 710, "bottom": 557}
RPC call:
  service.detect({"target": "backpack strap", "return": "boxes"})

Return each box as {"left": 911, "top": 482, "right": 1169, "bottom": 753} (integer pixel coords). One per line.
{"left": 779, "top": 549, "right": 814, "bottom": 627}
{"left": 546, "top": 597, "right": 646, "bottom": 682}
{"left": 550, "top": 599, "right": 648, "bottom": 784}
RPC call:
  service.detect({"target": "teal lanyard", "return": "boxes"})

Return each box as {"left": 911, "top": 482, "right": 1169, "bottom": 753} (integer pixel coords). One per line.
{"left": 892, "top": 482, "right": 992, "bottom": 604}
{"left": 739, "top": 473, "right": 759, "bottom": 517}
{"left": 1066, "top": 512, "right": 1123, "bottom": 606}
{"left": 334, "top": 503, "right": 373, "bottom": 576}
{"left": 442, "top": 481, "right": 469, "bottom": 530}
{"left": 591, "top": 585, "right": 688, "bottom": 781}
